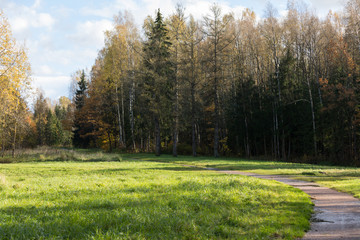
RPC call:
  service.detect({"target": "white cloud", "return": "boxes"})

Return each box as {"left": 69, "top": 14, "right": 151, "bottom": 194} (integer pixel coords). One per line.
{"left": 34, "top": 13, "right": 54, "bottom": 28}
{"left": 27, "top": 38, "right": 71, "bottom": 66}
{"left": 81, "top": 6, "right": 114, "bottom": 19}
{"left": 37, "top": 65, "right": 53, "bottom": 75}
{"left": 308, "top": 0, "right": 343, "bottom": 11}
{"left": 81, "top": 0, "right": 139, "bottom": 19}
{"left": 185, "top": 1, "right": 212, "bottom": 19}
{"left": 11, "top": 17, "right": 29, "bottom": 33}
{"left": 44, "top": 49, "right": 73, "bottom": 66}
{"left": 55, "top": 6, "right": 74, "bottom": 18}
{"left": 279, "top": 9, "right": 289, "bottom": 18}
{"left": 33, "top": 75, "right": 71, "bottom": 100}
{"left": 68, "top": 19, "right": 113, "bottom": 47}
{"left": 3, "top": 1, "right": 55, "bottom": 40}
{"left": 32, "top": 0, "right": 41, "bottom": 9}
{"left": 81, "top": 49, "right": 98, "bottom": 60}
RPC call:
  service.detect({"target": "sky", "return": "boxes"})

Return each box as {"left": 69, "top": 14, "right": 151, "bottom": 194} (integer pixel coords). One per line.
{"left": 0, "top": 0, "right": 344, "bottom": 101}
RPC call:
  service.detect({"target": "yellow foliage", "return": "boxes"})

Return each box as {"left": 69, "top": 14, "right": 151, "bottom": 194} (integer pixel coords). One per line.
{"left": 0, "top": 9, "right": 32, "bottom": 148}
{"left": 205, "top": 103, "right": 215, "bottom": 112}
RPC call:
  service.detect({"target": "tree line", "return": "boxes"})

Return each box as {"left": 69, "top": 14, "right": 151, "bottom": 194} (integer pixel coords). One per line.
{"left": 71, "top": 0, "right": 360, "bottom": 165}
{"left": 1, "top": 1, "right": 360, "bottom": 165}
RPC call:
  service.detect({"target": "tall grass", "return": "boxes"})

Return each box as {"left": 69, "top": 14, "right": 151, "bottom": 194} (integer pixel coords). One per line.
{"left": 0, "top": 147, "right": 122, "bottom": 163}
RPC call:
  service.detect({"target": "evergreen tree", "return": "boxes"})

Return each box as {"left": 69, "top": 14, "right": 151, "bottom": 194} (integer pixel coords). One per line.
{"left": 34, "top": 93, "right": 48, "bottom": 146}
{"left": 142, "top": 9, "right": 174, "bottom": 156}
{"left": 75, "top": 71, "right": 87, "bottom": 110}
{"left": 45, "top": 109, "right": 63, "bottom": 146}
{"left": 73, "top": 70, "right": 88, "bottom": 148}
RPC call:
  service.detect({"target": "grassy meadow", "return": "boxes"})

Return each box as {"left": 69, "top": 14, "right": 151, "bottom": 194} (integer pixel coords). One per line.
{"left": 0, "top": 149, "right": 312, "bottom": 239}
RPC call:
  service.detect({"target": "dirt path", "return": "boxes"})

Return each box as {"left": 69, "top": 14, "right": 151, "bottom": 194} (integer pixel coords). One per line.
{"left": 201, "top": 167, "right": 360, "bottom": 240}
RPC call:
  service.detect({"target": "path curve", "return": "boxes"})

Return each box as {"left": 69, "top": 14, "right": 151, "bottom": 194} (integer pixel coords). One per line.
{"left": 201, "top": 167, "right": 360, "bottom": 240}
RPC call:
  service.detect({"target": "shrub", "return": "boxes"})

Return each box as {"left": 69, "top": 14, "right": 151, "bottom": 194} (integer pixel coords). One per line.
{"left": 0, "top": 158, "right": 13, "bottom": 163}
{"left": 177, "top": 143, "right": 193, "bottom": 155}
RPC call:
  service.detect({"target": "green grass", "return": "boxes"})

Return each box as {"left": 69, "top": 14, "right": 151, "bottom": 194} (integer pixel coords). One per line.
{"left": 0, "top": 151, "right": 312, "bottom": 239}
{"left": 136, "top": 154, "right": 360, "bottom": 199}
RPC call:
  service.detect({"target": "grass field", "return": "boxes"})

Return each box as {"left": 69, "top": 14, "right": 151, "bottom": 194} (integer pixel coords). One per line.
{"left": 0, "top": 150, "right": 312, "bottom": 239}
{"left": 136, "top": 154, "right": 360, "bottom": 199}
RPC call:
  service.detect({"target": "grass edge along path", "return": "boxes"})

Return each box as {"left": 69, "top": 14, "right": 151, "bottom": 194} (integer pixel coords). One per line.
{"left": 202, "top": 169, "right": 360, "bottom": 240}
{"left": 162, "top": 159, "right": 360, "bottom": 240}
{"left": 134, "top": 154, "right": 360, "bottom": 200}
{"left": 130, "top": 154, "right": 360, "bottom": 239}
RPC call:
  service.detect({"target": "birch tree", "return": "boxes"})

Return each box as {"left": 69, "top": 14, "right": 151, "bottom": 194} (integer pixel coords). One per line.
{"left": 0, "top": 10, "right": 31, "bottom": 156}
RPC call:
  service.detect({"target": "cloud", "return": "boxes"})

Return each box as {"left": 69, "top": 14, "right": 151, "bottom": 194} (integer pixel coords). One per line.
{"left": 68, "top": 19, "right": 113, "bottom": 47}
{"left": 37, "top": 65, "right": 53, "bottom": 75}
{"left": 34, "top": 13, "right": 54, "bottom": 28}
{"left": 307, "top": 0, "right": 344, "bottom": 18}
{"left": 11, "top": 17, "right": 29, "bottom": 33}
{"left": 33, "top": 75, "right": 71, "bottom": 100}
{"left": 78, "top": 0, "right": 245, "bottom": 27}
{"left": 32, "top": 0, "right": 41, "bottom": 9}
{"left": 309, "top": 0, "right": 343, "bottom": 11}
{"left": 12, "top": 13, "right": 54, "bottom": 33}
{"left": 81, "top": 6, "right": 115, "bottom": 19}
{"left": 2, "top": 1, "right": 55, "bottom": 40}
{"left": 80, "top": 0, "right": 139, "bottom": 19}
{"left": 185, "top": 0, "right": 246, "bottom": 20}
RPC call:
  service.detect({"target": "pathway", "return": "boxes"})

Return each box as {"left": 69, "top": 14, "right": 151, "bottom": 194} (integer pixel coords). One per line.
{"left": 201, "top": 167, "right": 360, "bottom": 240}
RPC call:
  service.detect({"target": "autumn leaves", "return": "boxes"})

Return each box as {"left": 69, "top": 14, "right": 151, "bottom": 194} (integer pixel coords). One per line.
{"left": 0, "top": 10, "right": 31, "bottom": 157}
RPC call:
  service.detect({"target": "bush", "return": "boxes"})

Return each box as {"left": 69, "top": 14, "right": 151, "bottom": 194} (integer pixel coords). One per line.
{"left": 58, "top": 151, "right": 78, "bottom": 161}
{"left": 177, "top": 143, "right": 193, "bottom": 155}
{"left": 164, "top": 143, "right": 194, "bottom": 155}
{"left": 0, "top": 157, "right": 14, "bottom": 163}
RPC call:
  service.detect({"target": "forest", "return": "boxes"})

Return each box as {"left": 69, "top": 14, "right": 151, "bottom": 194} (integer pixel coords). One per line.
{"left": 1, "top": 0, "right": 360, "bottom": 165}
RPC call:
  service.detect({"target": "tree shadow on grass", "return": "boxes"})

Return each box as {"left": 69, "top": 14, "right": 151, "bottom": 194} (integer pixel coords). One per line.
{"left": 146, "top": 167, "right": 208, "bottom": 171}
{"left": 88, "top": 168, "right": 132, "bottom": 174}
{"left": 295, "top": 176, "right": 359, "bottom": 182}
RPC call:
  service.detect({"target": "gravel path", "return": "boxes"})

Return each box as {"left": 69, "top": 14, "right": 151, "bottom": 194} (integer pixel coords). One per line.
{"left": 202, "top": 167, "right": 360, "bottom": 240}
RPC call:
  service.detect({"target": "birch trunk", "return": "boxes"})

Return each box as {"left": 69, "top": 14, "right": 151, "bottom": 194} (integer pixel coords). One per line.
{"left": 191, "top": 83, "right": 197, "bottom": 157}
{"left": 121, "top": 83, "right": 126, "bottom": 145}
{"left": 307, "top": 76, "right": 317, "bottom": 155}
{"left": 12, "top": 122, "right": 16, "bottom": 158}
{"left": 155, "top": 116, "right": 161, "bottom": 156}
{"left": 115, "top": 85, "right": 123, "bottom": 145}
{"left": 129, "top": 81, "right": 136, "bottom": 150}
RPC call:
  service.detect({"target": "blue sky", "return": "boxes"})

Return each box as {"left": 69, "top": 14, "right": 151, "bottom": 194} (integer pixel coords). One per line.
{"left": 0, "top": 0, "right": 343, "bottom": 101}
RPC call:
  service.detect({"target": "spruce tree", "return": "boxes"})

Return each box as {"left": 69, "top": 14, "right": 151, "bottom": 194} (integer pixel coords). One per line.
{"left": 142, "top": 9, "right": 174, "bottom": 156}
{"left": 72, "top": 70, "right": 88, "bottom": 148}
{"left": 75, "top": 71, "right": 87, "bottom": 110}
{"left": 45, "top": 109, "right": 63, "bottom": 146}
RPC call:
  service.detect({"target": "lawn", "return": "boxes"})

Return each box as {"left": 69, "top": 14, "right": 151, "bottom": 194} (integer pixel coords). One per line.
{"left": 0, "top": 150, "right": 312, "bottom": 239}
{"left": 135, "top": 154, "right": 360, "bottom": 199}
